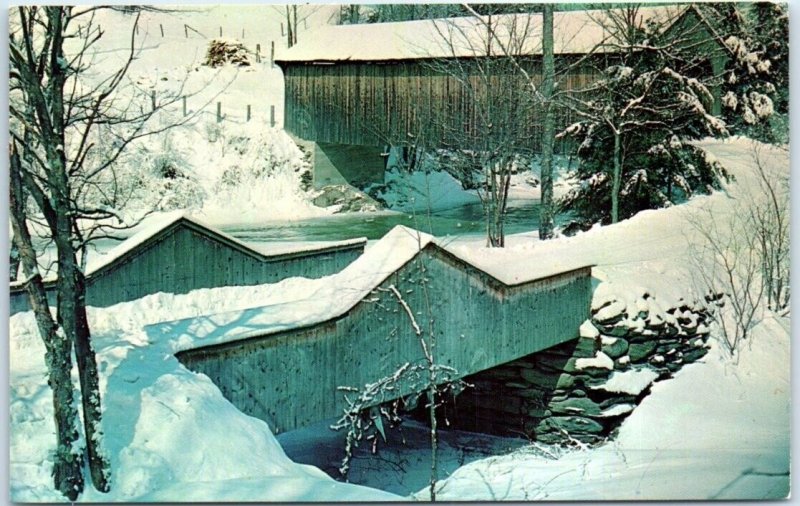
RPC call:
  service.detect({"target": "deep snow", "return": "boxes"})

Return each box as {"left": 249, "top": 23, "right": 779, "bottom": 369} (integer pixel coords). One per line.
{"left": 7, "top": 137, "right": 790, "bottom": 501}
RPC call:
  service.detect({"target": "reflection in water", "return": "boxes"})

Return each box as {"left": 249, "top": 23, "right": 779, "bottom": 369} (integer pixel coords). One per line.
{"left": 224, "top": 200, "right": 558, "bottom": 243}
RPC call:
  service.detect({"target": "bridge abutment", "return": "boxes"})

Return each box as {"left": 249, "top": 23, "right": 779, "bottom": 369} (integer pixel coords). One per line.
{"left": 434, "top": 299, "right": 712, "bottom": 444}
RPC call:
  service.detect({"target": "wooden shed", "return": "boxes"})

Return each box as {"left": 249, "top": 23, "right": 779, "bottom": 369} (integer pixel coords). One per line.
{"left": 172, "top": 225, "right": 594, "bottom": 434}
{"left": 275, "top": 5, "right": 728, "bottom": 188}
{"left": 9, "top": 214, "right": 366, "bottom": 315}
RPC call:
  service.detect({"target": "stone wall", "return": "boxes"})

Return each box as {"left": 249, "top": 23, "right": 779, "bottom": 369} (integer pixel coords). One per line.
{"left": 441, "top": 294, "right": 712, "bottom": 444}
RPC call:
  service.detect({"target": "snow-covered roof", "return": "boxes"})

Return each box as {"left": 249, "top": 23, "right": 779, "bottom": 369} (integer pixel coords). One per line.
{"left": 439, "top": 241, "right": 594, "bottom": 287}
{"left": 158, "top": 225, "right": 592, "bottom": 352}
{"left": 276, "top": 6, "right": 686, "bottom": 63}
{"left": 158, "top": 225, "right": 434, "bottom": 351}
{"left": 9, "top": 211, "right": 367, "bottom": 289}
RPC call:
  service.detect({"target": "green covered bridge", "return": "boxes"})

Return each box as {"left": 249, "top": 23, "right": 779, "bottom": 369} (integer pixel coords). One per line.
{"left": 275, "top": 5, "right": 729, "bottom": 189}
{"left": 9, "top": 213, "right": 366, "bottom": 315}
{"left": 167, "top": 226, "right": 593, "bottom": 434}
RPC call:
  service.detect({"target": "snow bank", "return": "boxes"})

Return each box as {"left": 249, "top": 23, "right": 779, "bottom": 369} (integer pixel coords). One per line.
{"left": 9, "top": 281, "right": 400, "bottom": 502}
{"left": 373, "top": 167, "right": 481, "bottom": 212}
{"left": 150, "top": 225, "right": 434, "bottom": 352}
{"left": 55, "top": 7, "right": 339, "bottom": 232}
{"left": 8, "top": 138, "right": 789, "bottom": 501}
{"left": 149, "top": 121, "right": 331, "bottom": 227}
{"left": 424, "top": 138, "right": 790, "bottom": 500}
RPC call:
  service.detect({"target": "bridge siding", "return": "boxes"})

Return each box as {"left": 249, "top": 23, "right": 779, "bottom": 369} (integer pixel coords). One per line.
{"left": 178, "top": 247, "right": 592, "bottom": 434}
{"left": 9, "top": 223, "right": 364, "bottom": 314}
{"left": 281, "top": 59, "right": 597, "bottom": 150}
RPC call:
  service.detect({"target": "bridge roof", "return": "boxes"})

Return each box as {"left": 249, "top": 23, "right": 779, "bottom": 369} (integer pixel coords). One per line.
{"left": 154, "top": 225, "right": 593, "bottom": 353}
{"left": 276, "top": 6, "right": 686, "bottom": 64}
{"left": 10, "top": 211, "right": 367, "bottom": 289}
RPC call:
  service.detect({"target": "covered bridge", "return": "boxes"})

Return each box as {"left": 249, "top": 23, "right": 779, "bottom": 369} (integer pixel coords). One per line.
{"left": 9, "top": 213, "right": 366, "bottom": 315}
{"left": 169, "top": 225, "right": 593, "bottom": 434}
{"left": 275, "top": 5, "right": 728, "bottom": 188}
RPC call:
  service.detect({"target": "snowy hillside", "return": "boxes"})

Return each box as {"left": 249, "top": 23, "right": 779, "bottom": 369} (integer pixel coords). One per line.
{"left": 65, "top": 7, "right": 345, "bottom": 227}
{"left": 8, "top": 137, "right": 790, "bottom": 501}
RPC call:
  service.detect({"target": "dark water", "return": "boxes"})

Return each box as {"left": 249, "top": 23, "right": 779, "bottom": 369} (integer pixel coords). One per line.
{"left": 224, "top": 200, "right": 553, "bottom": 242}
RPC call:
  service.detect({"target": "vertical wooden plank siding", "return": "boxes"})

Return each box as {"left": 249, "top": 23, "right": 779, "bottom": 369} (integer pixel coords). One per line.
{"left": 8, "top": 223, "right": 365, "bottom": 315}
{"left": 281, "top": 56, "right": 600, "bottom": 154}
{"left": 177, "top": 249, "right": 592, "bottom": 434}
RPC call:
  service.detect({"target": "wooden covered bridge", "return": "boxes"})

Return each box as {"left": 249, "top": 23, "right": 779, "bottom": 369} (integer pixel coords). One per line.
{"left": 275, "top": 5, "right": 728, "bottom": 189}
{"left": 167, "top": 225, "right": 594, "bottom": 434}
{"left": 9, "top": 213, "right": 366, "bottom": 315}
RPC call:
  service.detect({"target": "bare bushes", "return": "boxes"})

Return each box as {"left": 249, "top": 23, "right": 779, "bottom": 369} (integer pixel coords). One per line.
{"left": 689, "top": 144, "right": 789, "bottom": 356}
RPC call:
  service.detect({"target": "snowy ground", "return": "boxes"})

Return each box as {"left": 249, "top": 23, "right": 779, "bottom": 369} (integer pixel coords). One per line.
{"left": 50, "top": 7, "right": 342, "bottom": 228}
{"left": 276, "top": 138, "right": 793, "bottom": 500}
{"left": 7, "top": 126, "right": 791, "bottom": 501}
{"left": 9, "top": 284, "right": 401, "bottom": 502}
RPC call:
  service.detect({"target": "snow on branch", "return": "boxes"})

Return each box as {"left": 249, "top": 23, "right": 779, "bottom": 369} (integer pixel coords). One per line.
{"left": 387, "top": 284, "right": 422, "bottom": 336}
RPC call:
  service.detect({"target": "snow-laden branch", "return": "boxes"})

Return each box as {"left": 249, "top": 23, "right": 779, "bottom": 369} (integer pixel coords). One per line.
{"left": 387, "top": 284, "right": 422, "bottom": 336}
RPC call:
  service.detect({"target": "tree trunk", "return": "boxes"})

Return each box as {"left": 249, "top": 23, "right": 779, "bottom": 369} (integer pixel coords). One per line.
{"left": 292, "top": 5, "right": 298, "bottom": 46}
{"left": 286, "top": 6, "right": 292, "bottom": 47}
{"left": 9, "top": 145, "right": 84, "bottom": 500}
{"left": 55, "top": 236, "right": 110, "bottom": 492}
{"left": 611, "top": 130, "right": 622, "bottom": 223}
{"left": 10, "top": 234, "right": 20, "bottom": 281}
{"left": 428, "top": 380, "right": 438, "bottom": 501}
{"left": 539, "top": 3, "right": 556, "bottom": 240}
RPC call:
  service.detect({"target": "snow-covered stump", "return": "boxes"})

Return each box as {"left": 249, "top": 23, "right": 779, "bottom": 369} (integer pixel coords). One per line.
{"left": 439, "top": 292, "right": 712, "bottom": 445}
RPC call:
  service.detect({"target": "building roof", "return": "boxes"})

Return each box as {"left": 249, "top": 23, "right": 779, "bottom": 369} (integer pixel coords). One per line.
{"left": 157, "top": 225, "right": 593, "bottom": 353}
{"left": 9, "top": 211, "right": 367, "bottom": 290}
{"left": 276, "top": 6, "right": 687, "bottom": 64}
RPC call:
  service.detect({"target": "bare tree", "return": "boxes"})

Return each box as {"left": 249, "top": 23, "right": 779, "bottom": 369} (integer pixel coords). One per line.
{"left": 9, "top": 6, "right": 190, "bottom": 497}
{"left": 748, "top": 144, "right": 790, "bottom": 312}
{"left": 688, "top": 143, "right": 789, "bottom": 356}
{"left": 427, "top": 11, "right": 542, "bottom": 247}
{"left": 9, "top": 144, "right": 85, "bottom": 499}
{"left": 332, "top": 236, "right": 469, "bottom": 500}
{"left": 275, "top": 4, "right": 318, "bottom": 47}
{"left": 688, "top": 203, "right": 764, "bottom": 356}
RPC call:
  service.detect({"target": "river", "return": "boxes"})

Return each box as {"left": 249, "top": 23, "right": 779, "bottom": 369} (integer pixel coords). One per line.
{"left": 224, "top": 200, "right": 555, "bottom": 243}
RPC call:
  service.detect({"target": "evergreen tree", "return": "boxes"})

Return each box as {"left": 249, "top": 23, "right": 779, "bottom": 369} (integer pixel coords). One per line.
{"left": 701, "top": 3, "right": 788, "bottom": 143}
{"left": 559, "top": 6, "right": 729, "bottom": 231}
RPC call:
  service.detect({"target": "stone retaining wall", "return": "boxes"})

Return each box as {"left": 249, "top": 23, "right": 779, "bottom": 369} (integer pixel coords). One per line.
{"left": 442, "top": 294, "right": 712, "bottom": 444}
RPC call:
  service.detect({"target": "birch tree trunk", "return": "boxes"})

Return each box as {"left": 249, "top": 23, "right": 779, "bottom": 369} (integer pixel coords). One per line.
{"left": 11, "top": 7, "right": 110, "bottom": 492}
{"left": 55, "top": 245, "right": 110, "bottom": 492}
{"left": 9, "top": 144, "right": 84, "bottom": 500}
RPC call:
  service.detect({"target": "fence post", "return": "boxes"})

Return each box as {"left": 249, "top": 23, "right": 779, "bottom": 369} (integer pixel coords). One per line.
{"left": 280, "top": 22, "right": 285, "bottom": 37}
{"left": 182, "top": 96, "right": 187, "bottom": 117}
{"left": 256, "top": 43, "right": 261, "bottom": 63}
{"left": 270, "top": 105, "right": 275, "bottom": 127}
{"left": 242, "top": 28, "right": 245, "bottom": 39}
{"left": 184, "top": 24, "right": 188, "bottom": 38}
{"left": 271, "top": 41, "right": 275, "bottom": 68}
{"left": 246, "top": 105, "right": 251, "bottom": 122}
{"left": 160, "top": 23, "right": 164, "bottom": 37}
{"left": 217, "top": 102, "right": 222, "bottom": 123}
{"left": 151, "top": 90, "right": 156, "bottom": 111}
{"left": 304, "top": 18, "right": 308, "bottom": 29}
{"left": 219, "top": 26, "right": 222, "bottom": 37}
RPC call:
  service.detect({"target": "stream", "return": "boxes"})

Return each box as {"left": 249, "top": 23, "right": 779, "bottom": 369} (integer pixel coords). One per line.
{"left": 224, "top": 200, "right": 554, "bottom": 243}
